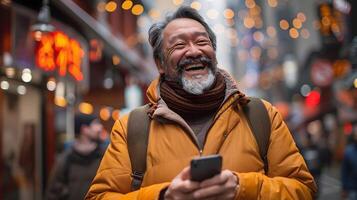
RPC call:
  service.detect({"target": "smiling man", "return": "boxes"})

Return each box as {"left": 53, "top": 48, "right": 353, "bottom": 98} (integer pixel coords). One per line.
{"left": 86, "top": 6, "right": 317, "bottom": 200}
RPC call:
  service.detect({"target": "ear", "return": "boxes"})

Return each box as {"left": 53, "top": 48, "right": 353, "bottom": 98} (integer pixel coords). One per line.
{"left": 155, "top": 58, "right": 165, "bottom": 75}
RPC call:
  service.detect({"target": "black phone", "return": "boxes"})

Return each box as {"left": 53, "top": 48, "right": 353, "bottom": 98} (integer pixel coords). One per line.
{"left": 190, "top": 154, "right": 222, "bottom": 182}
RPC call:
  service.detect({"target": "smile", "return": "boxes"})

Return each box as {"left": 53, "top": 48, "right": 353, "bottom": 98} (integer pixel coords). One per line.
{"left": 184, "top": 63, "right": 206, "bottom": 71}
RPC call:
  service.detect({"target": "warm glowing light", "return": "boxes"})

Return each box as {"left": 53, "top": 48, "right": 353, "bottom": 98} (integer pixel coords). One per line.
{"left": 17, "top": 85, "right": 26, "bottom": 95}
{"left": 21, "top": 70, "right": 32, "bottom": 83}
{"left": 112, "top": 55, "right": 121, "bottom": 65}
{"left": 132, "top": 4, "right": 144, "bottom": 15}
{"left": 224, "top": 9, "right": 234, "bottom": 19}
{"left": 297, "top": 12, "right": 306, "bottom": 22}
{"left": 289, "top": 28, "right": 299, "bottom": 38}
{"left": 301, "top": 28, "right": 310, "bottom": 39}
{"left": 354, "top": 78, "right": 357, "bottom": 88}
{"left": 97, "top": 2, "right": 106, "bottom": 12}
{"left": 172, "top": 0, "right": 183, "bottom": 6}
{"left": 105, "top": 1, "right": 117, "bottom": 12}
{"left": 268, "top": 0, "right": 278, "bottom": 7}
{"left": 55, "top": 96, "right": 67, "bottom": 107}
{"left": 244, "top": 17, "right": 255, "bottom": 29}
{"left": 293, "top": 18, "right": 302, "bottom": 29}
{"left": 47, "top": 78, "right": 56, "bottom": 91}
{"left": 0, "top": 81, "right": 9, "bottom": 90}
{"left": 122, "top": 0, "right": 133, "bottom": 10}
{"left": 149, "top": 9, "right": 160, "bottom": 20}
{"left": 190, "top": 1, "right": 201, "bottom": 10}
{"left": 253, "top": 31, "right": 264, "bottom": 43}
{"left": 267, "top": 26, "right": 276, "bottom": 37}
{"left": 279, "top": 19, "right": 289, "bottom": 30}
{"left": 245, "top": 0, "right": 256, "bottom": 9}
{"left": 206, "top": 9, "right": 219, "bottom": 19}
{"left": 35, "top": 31, "right": 84, "bottom": 81}
{"left": 112, "top": 109, "right": 120, "bottom": 121}
{"left": 79, "top": 102, "right": 93, "bottom": 115}
{"left": 100, "top": 107, "right": 111, "bottom": 121}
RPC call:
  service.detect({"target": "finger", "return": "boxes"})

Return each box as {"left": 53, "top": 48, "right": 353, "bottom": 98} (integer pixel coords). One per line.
{"left": 200, "top": 170, "right": 231, "bottom": 188}
{"left": 179, "top": 180, "right": 200, "bottom": 193}
{"left": 193, "top": 185, "right": 226, "bottom": 199}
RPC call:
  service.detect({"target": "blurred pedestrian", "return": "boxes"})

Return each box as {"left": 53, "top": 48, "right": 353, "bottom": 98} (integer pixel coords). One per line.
{"left": 302, "top": 133, "right": 324, "bottom": 198}
{"left": 86, "top": 6, "right": 316, "bottom": 200}
{"left": 341, "top": 126, "right": 357, "bottom": 200}
{"left": 45, "top": 114, "right": 105, "bottom": 200}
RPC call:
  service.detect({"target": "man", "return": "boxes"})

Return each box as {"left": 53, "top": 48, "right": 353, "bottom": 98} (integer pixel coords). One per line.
{"left": 86, "top": 6, "right": 316, "bottom": 200}
{"left": 46, "top": 114, "right": 104, "bottom": 200}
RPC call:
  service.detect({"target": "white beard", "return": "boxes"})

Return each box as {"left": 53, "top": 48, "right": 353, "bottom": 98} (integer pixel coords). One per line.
{"left": 181, "top": 69, "right": 215, "bottom": 95}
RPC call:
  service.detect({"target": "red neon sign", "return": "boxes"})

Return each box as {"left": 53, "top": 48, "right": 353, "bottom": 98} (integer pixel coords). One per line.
{"left": 35, "top": 31, "right": 84, "bottom": 81}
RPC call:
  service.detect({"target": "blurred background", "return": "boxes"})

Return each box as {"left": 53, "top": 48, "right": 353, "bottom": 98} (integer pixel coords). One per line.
{"left": 0, "top": 0, "right": 356, "bottom": 199}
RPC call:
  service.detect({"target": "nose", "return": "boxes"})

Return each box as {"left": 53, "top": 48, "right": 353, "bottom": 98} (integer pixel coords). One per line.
{"left": 185, "top": 43, "right": 202, "bottom": 58}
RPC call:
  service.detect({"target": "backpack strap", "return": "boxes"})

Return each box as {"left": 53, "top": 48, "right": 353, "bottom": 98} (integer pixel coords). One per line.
{"left": 242, "top": 97, "right": 271, "bottom": 173}
{"left": 127, "top": 104, "right": 151, "bottom": 191}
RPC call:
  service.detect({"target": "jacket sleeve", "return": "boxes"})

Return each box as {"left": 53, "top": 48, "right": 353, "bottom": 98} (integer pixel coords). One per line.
{"left": 85, "top": 117, "right": 170, "bottom": 200}
{"left": 235, "top": 101, "right": 317, "bottom": 200}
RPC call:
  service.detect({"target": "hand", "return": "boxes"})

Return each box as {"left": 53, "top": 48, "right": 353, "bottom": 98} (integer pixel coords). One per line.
{"left": 164, "top": 167, "right": 200, "bottom": 200}
{"left": 192, "top": 169, "right": 238, "bottom": 200}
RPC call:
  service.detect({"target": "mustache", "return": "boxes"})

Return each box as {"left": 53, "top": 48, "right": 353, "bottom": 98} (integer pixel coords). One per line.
{"left": 177, "top": 56, "right": 214, "bottom": 70}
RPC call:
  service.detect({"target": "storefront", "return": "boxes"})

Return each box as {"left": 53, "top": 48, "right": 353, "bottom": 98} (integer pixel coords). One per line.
{"left": 0, "top": 3, "right": 89, "bottom": 199}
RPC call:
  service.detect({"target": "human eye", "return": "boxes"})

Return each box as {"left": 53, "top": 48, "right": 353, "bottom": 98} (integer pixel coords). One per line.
{"left": 196, "top": 38, "right": 210, "bottom": 45}
{"left": 173, "top": 42, "right": 185, "bottom": 49}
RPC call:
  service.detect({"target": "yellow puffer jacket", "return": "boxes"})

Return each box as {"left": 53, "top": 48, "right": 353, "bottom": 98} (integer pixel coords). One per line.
{"left": 86, "top": 76, "right": 317, "bottom": 200}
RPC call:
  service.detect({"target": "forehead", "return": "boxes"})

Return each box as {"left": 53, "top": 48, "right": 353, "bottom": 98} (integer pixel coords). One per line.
{"left": 163, "top": 18, "right": 208, "bottom": 43}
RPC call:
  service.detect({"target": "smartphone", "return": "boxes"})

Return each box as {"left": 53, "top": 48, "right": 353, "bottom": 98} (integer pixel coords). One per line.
{"left": 190, "top": 154, "right": 222, "bottom": 182}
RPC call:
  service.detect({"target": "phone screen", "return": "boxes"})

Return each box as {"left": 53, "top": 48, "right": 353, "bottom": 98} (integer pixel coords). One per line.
{"left": 190, "top": 154, "right": 222, "bottom": 182}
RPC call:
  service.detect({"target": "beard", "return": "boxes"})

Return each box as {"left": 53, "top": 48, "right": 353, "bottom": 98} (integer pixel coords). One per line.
{"left": 164, "top": 56, "right": 217, "bottom": 95}
{"left": 181, "top": 69, "right": 215, "bottom": 95}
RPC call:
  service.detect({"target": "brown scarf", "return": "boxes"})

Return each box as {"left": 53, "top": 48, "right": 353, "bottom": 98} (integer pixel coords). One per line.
{"left": 160, "top": 72, "right": 226, "bottom": 119}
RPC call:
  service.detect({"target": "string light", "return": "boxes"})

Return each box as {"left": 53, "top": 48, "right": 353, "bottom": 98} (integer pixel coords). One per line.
{"left": 105, "top": 1, "right": 117, "bottom": 12}
{"left": 289, "top": 28, "right": 299, "bottom": 39}
{"left": 172, "top": 0, "right": 183, "bottom": 6}
{"left": 190, "top": 1, "right": 201, "bottom": 10}
{"left": 244, "top": 17, "right": 255, "bottom": 29}
{"left": 79, "top": 102, "right": 94, "bottom": 115}
{"left": 122, "top": 0, "right": 133, "bottom": 10}
{"left": 293, "top": 18, "right": 302, "bottom": 29}
{"left": 132, "top": 4, "right": 144, "bottom": 15}
{"left": 224, "top": 9, "right": 235, "bottom": 19}
{"left": 279, "top": 19, "right": 289, "bottom": 30}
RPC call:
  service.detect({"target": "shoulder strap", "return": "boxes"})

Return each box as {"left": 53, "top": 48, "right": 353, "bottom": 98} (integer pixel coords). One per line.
{"left": 127, "top": 104, "right": 151, "bottom": 191}
{"left": 242, "top": 97, "right": 271, "bottom": 173}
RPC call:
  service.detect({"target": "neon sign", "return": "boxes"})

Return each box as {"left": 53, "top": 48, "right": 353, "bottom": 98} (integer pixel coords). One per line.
{"left": 35, "top": 31, "right": 84, "bottom": 81}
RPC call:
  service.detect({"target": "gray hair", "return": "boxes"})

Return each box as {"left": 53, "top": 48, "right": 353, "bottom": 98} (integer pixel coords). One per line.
{"left": 148, "top": 6, "right": 217, "bottom": 63}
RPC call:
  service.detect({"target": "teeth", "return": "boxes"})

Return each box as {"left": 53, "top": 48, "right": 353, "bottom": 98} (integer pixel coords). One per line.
{"left": 185, "top": 63, "right": 205, "bottom": 70}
